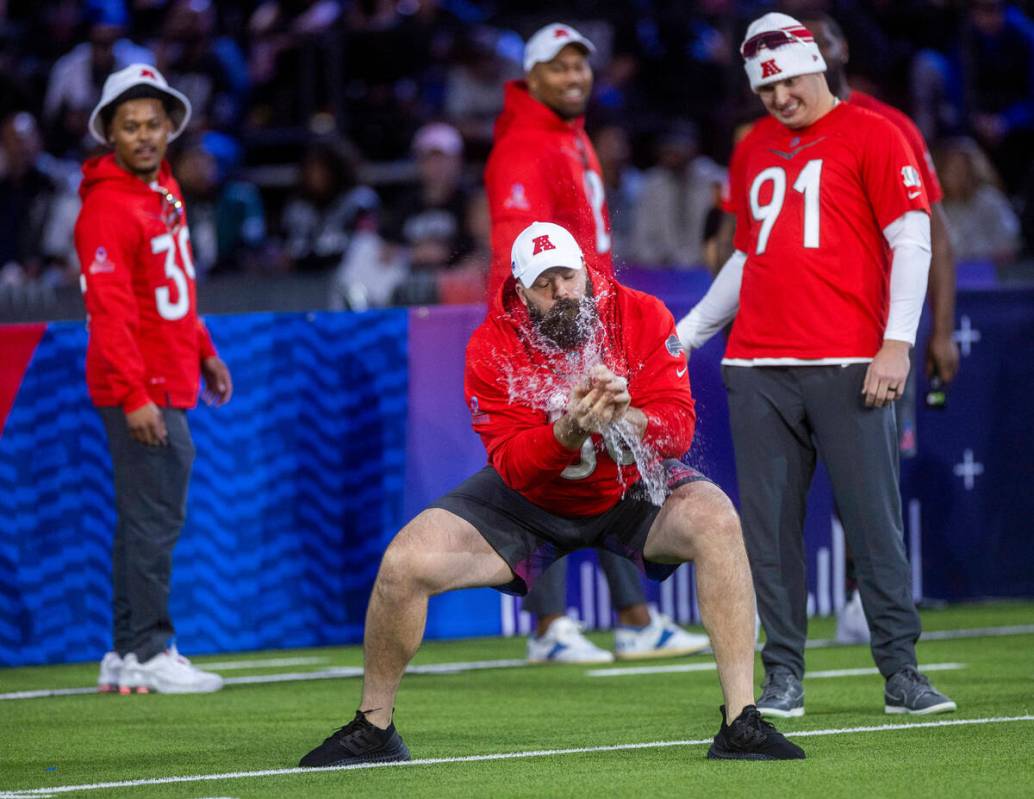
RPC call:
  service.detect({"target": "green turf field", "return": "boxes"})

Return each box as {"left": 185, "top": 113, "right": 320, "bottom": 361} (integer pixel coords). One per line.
{"left": 2, "top": 601, "right": 1032, "bottom": 798}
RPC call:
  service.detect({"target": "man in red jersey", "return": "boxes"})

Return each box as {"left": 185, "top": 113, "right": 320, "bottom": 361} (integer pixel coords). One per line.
{"left": 485, "top": 23, "right": 706, "bottom": 665}
{"left": 299, "top": 221, "right": 804, "bottom": 766}
{"left": 800, "top": 13, "right": 961, "bottom": 645}
{"left": 75, "top": 64, "right": 231, "bottom": 695}
{"left": 677, "top": 13, "right": 957, "bottom": 718}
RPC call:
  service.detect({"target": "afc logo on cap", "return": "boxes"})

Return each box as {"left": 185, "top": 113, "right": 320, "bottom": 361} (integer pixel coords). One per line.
{"left": 760, "top": 59, "right": 782, "bottom": 78}
{"left": 532, "top": 234, "right": 556, "bottom": 255}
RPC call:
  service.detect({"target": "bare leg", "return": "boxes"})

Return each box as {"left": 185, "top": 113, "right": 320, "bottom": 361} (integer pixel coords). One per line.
{"left": 360, "top": 508, "right": 514, "bottom": 728}
{"left": 644, "top": 481, "right": 756, "bottom": 723}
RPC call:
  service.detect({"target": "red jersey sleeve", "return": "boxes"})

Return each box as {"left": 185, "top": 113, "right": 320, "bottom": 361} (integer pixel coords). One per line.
{"left": 464, "top": 333, "right": 579, "bottom": 492}
{"left": 895, "top": 114, "right": 943, "bottom": 205}
{"left": 197, "top": 319, "right": 217, "bottom": 361}
{"left": 625, "top": 294, "right": 696, "bottom": 458}
{"left": 486, "top": 141, "right": 557, "bottom": 298}
{"left": 75, "top": 202, "right": 151, "bottom": 413}
{"left": 860, "top": 116, "right": 931, "bottom": 230}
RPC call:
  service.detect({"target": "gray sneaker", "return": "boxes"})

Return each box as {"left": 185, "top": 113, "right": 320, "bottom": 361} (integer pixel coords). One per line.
{"left": 757, "top": 669, "right": 805, "bottom": 718}
{"left": 884, "top": 666, "right": 957, "bottom": 715}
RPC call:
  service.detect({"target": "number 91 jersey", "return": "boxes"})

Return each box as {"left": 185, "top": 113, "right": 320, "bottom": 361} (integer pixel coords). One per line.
{"left": 75, "top": 154, "right": 216, "bottom": 413}
{"left": 726, "top": 103, "right": 930, "bottom": 362}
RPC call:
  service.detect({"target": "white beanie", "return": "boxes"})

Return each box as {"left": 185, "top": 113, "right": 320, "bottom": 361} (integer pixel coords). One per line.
{"left": 741, "top": 13, "right": 826, "bottom": 92}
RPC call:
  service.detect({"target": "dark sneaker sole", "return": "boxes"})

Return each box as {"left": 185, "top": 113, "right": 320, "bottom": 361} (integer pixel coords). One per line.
{"left": 885, "top": 700, "right": 957, "bottom": 715}
{"left": 707, "top": 744, "right": 803, "bottom": 761}
{"left": 757, "top": 705, "right": 805, "bottom": 719}
{"left": 299, "top": 742, "right": 412, "bottom": 768}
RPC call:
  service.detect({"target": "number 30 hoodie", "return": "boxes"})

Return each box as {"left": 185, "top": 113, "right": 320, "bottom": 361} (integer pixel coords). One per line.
{"left": 74, "top": 153, "right": 216, "bottom": 413}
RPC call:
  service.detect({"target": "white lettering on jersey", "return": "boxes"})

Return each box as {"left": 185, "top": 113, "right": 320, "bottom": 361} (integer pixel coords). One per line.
{"left": 151, "top": 229, "right": 194, "bottom": 321}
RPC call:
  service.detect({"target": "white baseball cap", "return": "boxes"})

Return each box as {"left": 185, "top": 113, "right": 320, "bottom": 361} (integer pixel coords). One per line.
{"left": 523, "top": 23, "right": 596, "bottom": 73}
{"left": 511, "top": 221, "right": 584, "bottom": 288}
{"left": 741, "top": 13, "right": 826, "bottom": 92}
{"left": 88, "top": 63, "right": 192, "bottom": 145}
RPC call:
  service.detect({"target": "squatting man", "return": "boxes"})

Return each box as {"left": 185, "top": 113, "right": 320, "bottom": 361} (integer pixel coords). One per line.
{"left": 297, "top": 220, "right": 804, "bottom": 765}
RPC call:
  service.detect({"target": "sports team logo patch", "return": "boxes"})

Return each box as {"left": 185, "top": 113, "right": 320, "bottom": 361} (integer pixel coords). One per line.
{"left": 469, "top": 396, "right": 490, "bottom": 426}
{"left": 503, "top": 183, "right": 530, "bottom": 211}
{"left": 901, "top": 165, "right": 922, "bottom": 188}
{"left": 665, "top": 334, "right": 684, "bottom": 357}
{"left": 760, "top": 59, "right": 782, "bottom": 78}
{"left": 88, "top": 246, "right": 115, "bottom": 274}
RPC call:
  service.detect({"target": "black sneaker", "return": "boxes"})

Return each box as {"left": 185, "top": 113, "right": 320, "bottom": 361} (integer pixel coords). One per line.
{"left": 884, "top": 666, "right": 958, "bottom": 715}
{"left": 707, "top": 705, "right": 806, "bottom": 760}
{"left": 756, "top": 668, "right": 805, "bottom": 718}
{"left": 299, "top": 711, "right": 412, "bottom": 767}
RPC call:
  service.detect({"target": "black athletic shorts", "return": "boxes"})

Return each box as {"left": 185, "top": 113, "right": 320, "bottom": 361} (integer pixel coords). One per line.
{"left": 429, "top": 459, "right": 712, "bottom": 596}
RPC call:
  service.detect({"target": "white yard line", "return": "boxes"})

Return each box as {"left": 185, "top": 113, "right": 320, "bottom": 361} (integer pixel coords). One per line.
{"left": 587, "top": 662, "right": 966, "bottom": 679}
{"left": 0, "top": 659, "right": 528, "bottom": 701}
{"left": 1, "top": 715, "right": 1031, "bottom": 797}
{"left": 193, "top": 656, "right": 328, "bottom": 671}
{"left": 3, "top": 622, "right": 1030, "bottom": 702}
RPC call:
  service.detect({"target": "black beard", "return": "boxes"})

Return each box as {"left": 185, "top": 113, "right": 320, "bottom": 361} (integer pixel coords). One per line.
{"left": 528, "top": 287, "right": 599, "bottom": 351}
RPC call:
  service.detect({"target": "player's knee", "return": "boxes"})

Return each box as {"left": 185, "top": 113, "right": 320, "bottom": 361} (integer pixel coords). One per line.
{"left": 375, "top": 533, "right": 424, "bottom": 595}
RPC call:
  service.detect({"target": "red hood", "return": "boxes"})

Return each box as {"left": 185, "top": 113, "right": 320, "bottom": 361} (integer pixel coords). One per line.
{"left": 493, "top": 80, "right": 586, "bottom": 142}
{"left": 79, "top": 153, "right": 174, "bottom": 201}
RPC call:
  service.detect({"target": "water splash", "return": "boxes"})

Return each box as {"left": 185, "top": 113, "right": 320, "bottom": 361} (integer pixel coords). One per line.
{"left": 499, "top": 292, "right": 670, "bottom": 506}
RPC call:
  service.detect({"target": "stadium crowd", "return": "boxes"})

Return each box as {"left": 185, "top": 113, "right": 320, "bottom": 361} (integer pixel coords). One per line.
{"left": 1, "top": 0, "right": 1033, "bottom": 310}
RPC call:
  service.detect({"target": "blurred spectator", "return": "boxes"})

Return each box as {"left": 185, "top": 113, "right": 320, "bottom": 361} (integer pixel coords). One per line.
{"left": 384, "top": 122, "right": 472, "bottom": 267}
{"left": 43, "top": 2, "right": 154, "bottom": 157}
{"left": 444, "top": 26, "right": 522, "bottom": 154}
{"left": 439, "top": 190, "right": 490, "bottom": 304}
{"left": 173, "top": 133, "right": 269, "bottom": 277}
{"left": 247, "top": 0, "right": 342, "bottom": 129}
{"left": 592, "top": 124, "right": 642, "bottom": 266}
{"left": 911, "top": 0, "right": 1034, "bottom": 192}
{"left": 153, "top": 0, "right": 250, "bottom": 132}
{"left": 0, "top": 112, "right": 79, "bottom": 287}
{"left": 936, "top": 136, "right": 1022, "bottom": 266}
{"left": 630, "top": 121, "right": 725, "bottom": 268}
{"left": 281, "top": 139, "right": 379, "bottom": 272}
{"left": 330, "top": 228, "right": 408, "bottom": 310}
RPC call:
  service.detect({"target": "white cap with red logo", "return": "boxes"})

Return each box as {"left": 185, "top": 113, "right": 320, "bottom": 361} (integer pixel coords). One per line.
{"left": 88, "top": 63, "right": 192, "bottom": 145}
{"left": 523, "top": 23, "right": 596, "bottom": 73}
{"left": 511, "top": 221, "right": 585, "bottom": 288}
{"left": 741, "top": 13, "right": 826, "bottom": 92}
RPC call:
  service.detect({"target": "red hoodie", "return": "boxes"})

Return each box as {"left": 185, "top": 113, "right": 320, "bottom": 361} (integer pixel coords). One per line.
{"left": 484, "top": 81, "right": 612, "bottom": 298}
{"left": 464, "top": 269, "right": 695, "bottom": 517}
{"left": 75, "top": 153, "right": 216, "bottom": 413}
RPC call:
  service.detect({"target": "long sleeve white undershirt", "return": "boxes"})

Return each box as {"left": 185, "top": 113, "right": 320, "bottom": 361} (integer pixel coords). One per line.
{"left": 675, "top": 249, "right": 745, "bottom": 350}
{"left": 883, "top": 210, "right": 932, "bottom": 345}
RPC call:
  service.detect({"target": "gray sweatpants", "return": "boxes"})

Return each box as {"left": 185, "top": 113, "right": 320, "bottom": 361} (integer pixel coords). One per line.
{"left": 99, "top": 406, "right": 195, "bottom": 662}
{"left": 723, "top": 364, "right": 921, "bottom": 679}
{"left": 522, "top": 550, "right": 645, "bottom": 618}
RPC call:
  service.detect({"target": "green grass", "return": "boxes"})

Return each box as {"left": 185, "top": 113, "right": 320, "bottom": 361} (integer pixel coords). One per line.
{"left": 2, "top": 601, "right": 1032, "bottom": 798}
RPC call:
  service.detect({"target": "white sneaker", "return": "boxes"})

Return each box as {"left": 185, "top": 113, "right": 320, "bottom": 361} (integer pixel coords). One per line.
{"left": 119, "top": 645, "right": 224, "bottom": 694}
{"left": 97, "top": 651, "right": 123, "bottom": 693}
{"left": 614, "top": 608, "right": 710, "bottom": 660}
{"left": 527, "top": 616, "right": 614, "bottom": 664}
{"left": 836, "top": 590, "right": 871, "bottom": 644}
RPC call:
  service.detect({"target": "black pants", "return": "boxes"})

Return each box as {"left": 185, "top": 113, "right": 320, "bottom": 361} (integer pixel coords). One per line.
{"left": 99, "top": 406, "right": 195, "bottom": 662}
{"left": 723, "top": 364, "right": 921, "bottom": 679}
{"left": 521, "top": 551, "right": 646, "bottom": 618}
